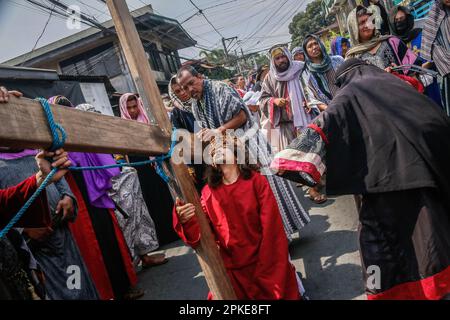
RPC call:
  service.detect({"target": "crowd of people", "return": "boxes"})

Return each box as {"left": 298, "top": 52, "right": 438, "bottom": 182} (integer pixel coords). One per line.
{"left": 1, "top": 0, "right": 450, "bottom": 300}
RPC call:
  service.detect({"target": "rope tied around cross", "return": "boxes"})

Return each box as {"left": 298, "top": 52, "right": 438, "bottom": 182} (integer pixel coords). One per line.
{"left": 0, "top": 98, "right": 178, "bottom": 238}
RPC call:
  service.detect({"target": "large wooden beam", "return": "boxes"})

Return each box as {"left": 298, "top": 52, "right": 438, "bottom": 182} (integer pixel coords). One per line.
{"left": 106, "top": 0, "right": 237, "bottom": 300}
{"left": 170, "top": 161, "right": 237, "bottom": 299}
{"left": 0, "top": 96, "right": 170, "bottom": 156}
{"left": 106, "top": 0, "right": 171, "bottom": 136}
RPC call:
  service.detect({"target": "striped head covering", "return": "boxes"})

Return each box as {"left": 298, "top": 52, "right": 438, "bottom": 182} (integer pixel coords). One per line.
{"left": 168, "top": 75, "right": 194, "bottom": 113}
{"left": 291, "top": 47, "right": 304, "bottom": 56}
{"left": 421, "top": 0, "right": 450, "bottom": 76}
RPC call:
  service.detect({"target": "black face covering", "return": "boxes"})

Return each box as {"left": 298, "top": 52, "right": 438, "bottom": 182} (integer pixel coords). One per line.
{"left": 395, "top": 19, "right": 409, "bottom": 34}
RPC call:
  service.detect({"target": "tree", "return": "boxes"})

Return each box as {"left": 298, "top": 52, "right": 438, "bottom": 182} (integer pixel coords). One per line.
{"left": 199, "top": 49, "right": 240, "bottom": 66}
{"left": 199, "top": 49, "right": 227, "bottom": 65}
{"left": 197, "top": 49, "right": 269, "bottom": 80}
{"left": 289, "top": 0, "right": 335, "bottom": 48}
{"left": 253, "top": 53, "right": 269, "bottom": 67}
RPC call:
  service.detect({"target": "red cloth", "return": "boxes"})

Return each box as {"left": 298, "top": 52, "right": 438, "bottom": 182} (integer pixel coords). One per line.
{"left": 65, "top": 173, "right": 114, "bottom": 300}
{"left": 65, "top": 173, "right": 137, "bottom": 300}
{"left": 173, "top": 171, "right": 300, "bottom": 300}
{"left": 236, "top": 88, "right": 246, "bottom": 98}
{"left": 367, "top": 265, "right": 450, "bottom": 300}
{"left": 0, "top": 175, "right": 50, "bottom": 229}
{"left": 269, "top": 85, "right": 292, "bottom": 127}
{"left": 108, "top": 208, "right": 137, "bottom": 288}
{"left": 392, "top": 72, "right": 425, "bottom": 93}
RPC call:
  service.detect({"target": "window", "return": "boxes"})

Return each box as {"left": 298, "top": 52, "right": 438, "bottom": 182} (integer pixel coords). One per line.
{"left": 162, "top": 47, "right": 181, "bottom": 74}
{"left": 144, "top": 42, "right": 164, "bottom": 72}
{"left": 60, "top": 42, "right": 121, "bottom": 77}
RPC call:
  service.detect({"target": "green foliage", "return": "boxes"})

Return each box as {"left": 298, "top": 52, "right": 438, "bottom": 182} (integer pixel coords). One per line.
{"left": 206, "top": 67, "right": 234, "bottom": 80}
{"left": 199, "top": 49, "right": 238, "bottom": 65}
{"left": 253, "top": 53, "right": 269, "bottom": 67}
{"left": 289, "top": 0, "right": 336, "bottom": 48}
{"left": 197, "top": 49, "right": 269, "bottom": 80}
{"left": 322, "top": 29, "right": 340, "bottom": 52}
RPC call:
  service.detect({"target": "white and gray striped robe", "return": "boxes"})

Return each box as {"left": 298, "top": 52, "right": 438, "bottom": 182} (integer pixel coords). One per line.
{"left": 422, "top": 0, "right": 450, "bottom": 115}
{"left": 192, "top": 79, "right": 310, "bottom": 241}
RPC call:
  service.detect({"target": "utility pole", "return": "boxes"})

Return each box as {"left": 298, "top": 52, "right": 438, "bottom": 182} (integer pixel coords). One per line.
{"left": 234, "top": 49, "right": 241, "bottom": 74}
{"left": 252, "top": 55, "right": 258, "bottom": 70}
{"left": 240, "top": 47, "right": 246, "bottom": 71}
{"left": 222, "top": 36, "right": 237, "bottom": 64}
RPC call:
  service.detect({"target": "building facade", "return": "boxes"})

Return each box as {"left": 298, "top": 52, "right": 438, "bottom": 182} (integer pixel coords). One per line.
{"left": 3, "top": 5, "right": 196, "bottom": 94}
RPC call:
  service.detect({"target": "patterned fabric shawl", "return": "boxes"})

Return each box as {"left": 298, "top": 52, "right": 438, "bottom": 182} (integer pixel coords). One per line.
{"left": 422, "top": 0, "right": 450, "bottom": 76}
{"left": 192, "top": 79, "right": 255, "bottom": 131}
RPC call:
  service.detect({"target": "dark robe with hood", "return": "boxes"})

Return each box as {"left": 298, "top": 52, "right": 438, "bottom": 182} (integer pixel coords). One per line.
{"left": 272, "top": 58, "right": 450, "bottom": 300}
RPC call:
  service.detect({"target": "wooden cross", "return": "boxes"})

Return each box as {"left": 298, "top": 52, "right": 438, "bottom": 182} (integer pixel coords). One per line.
{"left": 0, "top": 0, "right": 236, "bottom": 300}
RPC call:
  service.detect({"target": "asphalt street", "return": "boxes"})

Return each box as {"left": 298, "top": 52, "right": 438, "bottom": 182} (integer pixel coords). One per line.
{"left": 137, "top": 185, "right": 366, "bottom": 300}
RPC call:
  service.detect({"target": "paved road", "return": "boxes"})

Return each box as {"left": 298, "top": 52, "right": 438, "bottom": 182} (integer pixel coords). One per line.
{"left": 138, "top": 186, "right": 366, "bottom": 300}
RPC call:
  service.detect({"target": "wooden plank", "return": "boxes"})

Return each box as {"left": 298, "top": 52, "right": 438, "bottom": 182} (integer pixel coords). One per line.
{"left": 106, "top": 0, "right": 172, "bottom": 136}
{"left": 106, "top": 0, "right": 237, "bottom": 300}
{"left": 170, "top": 161, "right": 237, "bottom": 300}
{"left": 0, "top": 96, "right": 170, "bottom": 155}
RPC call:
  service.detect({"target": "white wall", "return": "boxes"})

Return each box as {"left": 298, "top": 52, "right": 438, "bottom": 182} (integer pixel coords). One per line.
{"left": 79, "top": 82, "right": 114, "bottom": 116}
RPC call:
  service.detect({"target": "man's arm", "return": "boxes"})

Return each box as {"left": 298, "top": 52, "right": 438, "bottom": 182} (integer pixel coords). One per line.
{"left": 0, "top": 175, "right": 50, "bottom": 228}
{"left": 198, "top": 110, "right": 247, "bottom": 141}
{"left": 218, "top": 109, "right": 247, "bottom": 132}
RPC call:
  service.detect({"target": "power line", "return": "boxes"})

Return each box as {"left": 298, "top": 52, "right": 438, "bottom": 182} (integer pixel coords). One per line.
{"left": 76, "top": 0, "right": 110, "bottom": 20}
{"left": 242, "top": 0, "right": 291, "bottom": 46}
{"left": 47, "top": 0, "right": 114, "bottom": 33}
{"left": 21, "top": 3, "right": 56, "bottom": 66}
{"left": 24, "top": 0, "right": 79, "bottom": 22}
{"left": 188, "top": 0, "right": 224, "bottom": 38}
{"left": 25, "top": 0, "right": 98, "bottom": 28}
{"left": 25, "top": 1, "right": 259, "bottom": 66}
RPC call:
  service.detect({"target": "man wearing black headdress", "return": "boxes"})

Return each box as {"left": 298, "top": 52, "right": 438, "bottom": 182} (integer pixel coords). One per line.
{"left": 272, "top": 58, "right": 450, "bottom": 300}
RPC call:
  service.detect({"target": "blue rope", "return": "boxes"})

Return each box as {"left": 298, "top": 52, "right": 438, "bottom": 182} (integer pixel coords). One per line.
{"left": 37, "top": 98, "right": 66, "bottom": 151}
{"left": 0, "top": 169, "right": 57, "bottom": 239}
{"left": 67, "top": 128, "right": 178, "bottom": 183}
{"left": 0, "top": 98, "right": 177, "bottom": 238}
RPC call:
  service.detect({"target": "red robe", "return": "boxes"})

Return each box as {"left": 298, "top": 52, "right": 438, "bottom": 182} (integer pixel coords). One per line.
{"left": 0, "top": 175, "right": 51, "bottom": 228}
{"left": 65, "top": 172, "right": 137, "bottom": 300}
{"left": 173, "top": 171, "right": 300, "bottom": 300}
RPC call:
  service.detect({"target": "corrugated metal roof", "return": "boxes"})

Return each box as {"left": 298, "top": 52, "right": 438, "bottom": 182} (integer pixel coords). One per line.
{"left": 0, "top": 65, "right": 59, "bottom": 80}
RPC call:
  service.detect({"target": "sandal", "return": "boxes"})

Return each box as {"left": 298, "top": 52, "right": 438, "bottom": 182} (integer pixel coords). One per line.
{"left": 308, "top": 188, "right": 327, "bottom": 204}
{"left": 309, "top": 194, "right": 327, "bottom": 204}
{"left": 123, "top": 287, "right": 145, "bottom": 300}
{"left": 141, "top": 253, "right": 169, "bottom": 268}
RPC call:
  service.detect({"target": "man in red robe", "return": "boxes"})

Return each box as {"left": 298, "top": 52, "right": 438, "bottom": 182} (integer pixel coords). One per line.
{"left": 174, "top": 134, "right": 301, "bottom": 300}
{"left": 0, "top": 149, "right": 72, "bottom": 228}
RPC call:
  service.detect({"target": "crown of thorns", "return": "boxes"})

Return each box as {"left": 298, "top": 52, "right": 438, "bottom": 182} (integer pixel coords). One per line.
{"left": 208, "top": 132, "right": 245, "bottom": 165}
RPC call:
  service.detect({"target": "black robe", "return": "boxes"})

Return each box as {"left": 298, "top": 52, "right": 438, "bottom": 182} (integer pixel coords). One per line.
{"left": 326, "top": 59, "right": 450, "bottom": 198}
{"left": 274, "top": 59, "right": 450, "bottom": 299}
